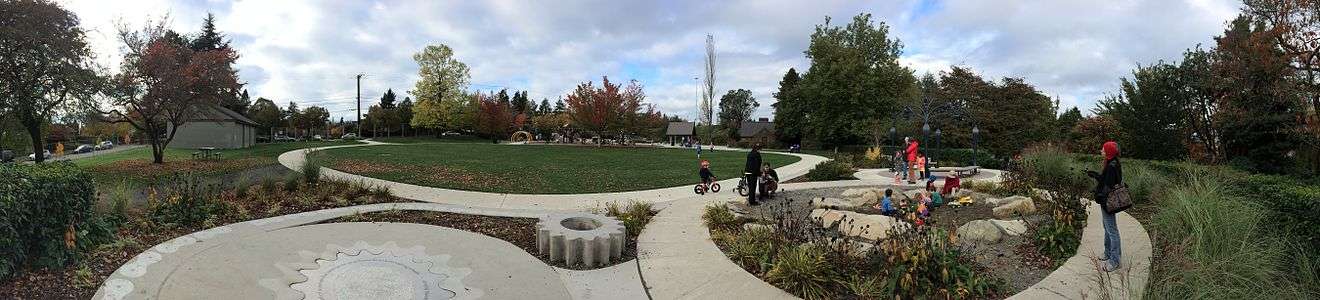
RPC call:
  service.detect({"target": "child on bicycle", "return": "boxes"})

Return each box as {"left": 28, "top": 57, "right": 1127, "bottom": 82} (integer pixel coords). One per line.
{"left": 699, "top": 160, "right": 716, "bottom": 186}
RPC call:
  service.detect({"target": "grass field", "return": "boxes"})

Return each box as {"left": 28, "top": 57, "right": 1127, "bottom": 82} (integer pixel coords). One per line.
{"left": 315, "top": 143, "right": 801, "bottom": 194}
{"left": 77, "top": 140, "right": 361, "bottom": 184}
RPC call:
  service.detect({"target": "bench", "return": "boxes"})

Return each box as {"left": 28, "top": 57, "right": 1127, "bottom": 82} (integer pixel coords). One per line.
{"left": 931, "top": 165, "right": 979, "bottom": 178}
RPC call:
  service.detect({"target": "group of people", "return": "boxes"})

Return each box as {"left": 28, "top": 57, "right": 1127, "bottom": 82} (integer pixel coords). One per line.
{"left": 893, "top": 137, "right": 936, "bottom": 185}
{"left": 875, "top": 179, "right": 952, "bottom": 228}
{"left": 697, "top": 144, "right": 779, "bottom": 205}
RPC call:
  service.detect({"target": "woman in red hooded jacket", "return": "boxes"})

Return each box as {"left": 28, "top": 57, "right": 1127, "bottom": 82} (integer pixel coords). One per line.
{"left": 1086, "top": 141, "right": 1123, "bottom": 272}
{"left": 906, "top": 138, "right": 920, "bottom": 184}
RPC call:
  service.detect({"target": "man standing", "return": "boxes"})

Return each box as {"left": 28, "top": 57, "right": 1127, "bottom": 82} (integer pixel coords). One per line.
{"left": 744, "top": 143, "right": 763, "bottom": 205}
{"left": 906, "top": 138, "right": 920, "bottom": 184}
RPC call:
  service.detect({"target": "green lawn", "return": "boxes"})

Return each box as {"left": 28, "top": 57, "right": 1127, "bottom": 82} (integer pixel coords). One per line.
{"left": 315, "top": 143, "right": 801, "bottom": 194}
{"left": 78, "top": 140, "right": 361, "bottom": 184}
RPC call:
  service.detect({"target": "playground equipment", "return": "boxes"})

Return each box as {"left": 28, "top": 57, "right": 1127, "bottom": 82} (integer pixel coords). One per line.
{"left": 510, "top": 131, "right": 533, "bottom": 143}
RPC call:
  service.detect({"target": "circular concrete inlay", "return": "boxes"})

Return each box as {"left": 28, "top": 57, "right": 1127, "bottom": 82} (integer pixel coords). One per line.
{"left": 291, "top": 242, "right": 475, "bottom": 300}
{"left": 560, "top": 217, "right": 603, "bottom": 231}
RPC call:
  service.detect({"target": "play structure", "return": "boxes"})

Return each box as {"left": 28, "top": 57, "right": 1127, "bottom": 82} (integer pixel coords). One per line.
{"left": 510, "top": 131, "right": 533, "bottom": 143}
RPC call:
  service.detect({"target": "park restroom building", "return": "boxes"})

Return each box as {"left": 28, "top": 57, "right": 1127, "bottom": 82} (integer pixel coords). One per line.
{"left": 169, "top": 105, "right": 259, "bottom": 149}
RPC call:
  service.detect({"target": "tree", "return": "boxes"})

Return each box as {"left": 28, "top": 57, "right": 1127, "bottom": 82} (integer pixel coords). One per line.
{"left": 772, "top": 68, "right": 805, "bottom": 145}
{"left": 409, "top": 44, "right": 470, "bottom": 132}
{"left": 284, "top": 101, "right": 300, "bottom": 135}
{"left": 397, "top": 97, "right": 414, "bottom": 135}
{"left": 537, "top": 98, "right": 552, "bottom": 116}
{"left": 188, "top": 12, "right": 229, "bottom": 51}
{"left": 1069, "top": 115, "right": 1122, "bottom": 153}
{"left": 1, "top": 0, "right": 100, "bottom": 163}
{"left": 247, "top": 97, "right": 282, "bottom": 134}
{"left": 380, "top": 89, "right": 397, "bottom": 108}
{"left": 1212, "top": 15, "right": 1304, "bottom": 173}
{"left": 473, "top": 92, "right": 513, "bottom": 139}
{"left": 795, "top": 13, "right": 916, "bottom": 147}
{"left": 717, "top": 89, "right": 758, "bottom": 141}
{"left": 1055, "top": 107, "right": 1083, "bottom": 143}
{"left": 297, "top": 106, "right": 330, "bottom": 135}
{"left": 104, "top": 19, "right": 240, "bottom": 163}
{"left": 363, "top": 104, "right": 399, "bottom": 137}
{"left": 554, "top": 99, "right": 567, "bottom": 113}
{"left": 563, "top": 77, "right": 646, "bottom": 138}
{"left": 512, "top": 90, "right": 531, "bottom": 115}
{"left": 1096, "top": 62, "right": 1189, "bottom": 160}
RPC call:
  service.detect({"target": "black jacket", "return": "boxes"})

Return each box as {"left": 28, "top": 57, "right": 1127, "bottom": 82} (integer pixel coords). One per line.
{"left": 1089, "top": 158, "right": 1123, "bottom": 208}
{"left": 744, "top": 150, "right": 762, "bottom": 176}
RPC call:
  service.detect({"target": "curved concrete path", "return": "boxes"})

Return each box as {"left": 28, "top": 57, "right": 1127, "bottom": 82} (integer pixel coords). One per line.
{"left": 639, "top": 177, "right": 1152, "bottom": 300}
{"left": 278, "top": 140, "right": 829, "bottom": 211}
{"left": 93, "top": 202, "right": 645, "bottom": 300}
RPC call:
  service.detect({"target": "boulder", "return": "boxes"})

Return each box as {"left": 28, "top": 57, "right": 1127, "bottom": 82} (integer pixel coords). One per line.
{"left": 809, "top": 209, "right": 906, "bottom": 241}
{"left": 957, "top": 220, "right": 1003, "bottom": 244}
{"left": 990, "top": 219, "right": 1028, "bottom": 236}
{"left": 840, "top": 188, "right": 872, "bottom": 198}
{"left": 992, "top": 198, "right": 1037, "bottom": 219}
{"left": 743, "top": 223, "right": 775, "bottom": 233}
{"left": 902, "top": 189, "right": 924, "bottom": 200}
{"left": 986, "top": 195, "right": 1030, "bottom": 207}
{"left": 811, "top": 197, "right": 871, "bottom": 211}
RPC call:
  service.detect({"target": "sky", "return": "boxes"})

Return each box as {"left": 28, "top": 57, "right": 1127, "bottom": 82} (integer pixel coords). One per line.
{"left": 63, "top": 0, "right": 1242, "bottom": 122}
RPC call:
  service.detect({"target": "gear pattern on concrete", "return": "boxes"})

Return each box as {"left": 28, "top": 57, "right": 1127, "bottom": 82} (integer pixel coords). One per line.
{"left": 287, "top": 241, "right": 481, "bottom": 300}
{"left": 536, "top": 213, "right": 626, "bottom": 267}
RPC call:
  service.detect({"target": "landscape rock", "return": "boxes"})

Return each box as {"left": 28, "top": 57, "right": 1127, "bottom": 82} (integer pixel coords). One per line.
{"left": 990, "top": 219, "right": 1028, "bottom": 236}
{"left": 986, "top": 195, "right": 1030, "bottom": 207}
{"left": 809, "top": 209, "right": 906, "bottom": 241}
{"left": 811, "top": 197, "right": 870, "bottom": 211}
{"left": 992, "top": 198, "right": 1037, "bottom": 219}
{"left": 957, "top": 220, "right": 1003, "bottom": 244}
{"left": 840, "top": 188, "right": 872, "bottom": 198}
{"left": 743, "top": 223, "right": 775, "bottom": 233}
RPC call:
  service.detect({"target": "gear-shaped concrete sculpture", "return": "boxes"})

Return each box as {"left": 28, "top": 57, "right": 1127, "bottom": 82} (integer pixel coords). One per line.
{"left": 290, "top": 241, "right": 479, "bottom": 300}
{"left": 536, "top": 213, "right": 626, "bottom": 267}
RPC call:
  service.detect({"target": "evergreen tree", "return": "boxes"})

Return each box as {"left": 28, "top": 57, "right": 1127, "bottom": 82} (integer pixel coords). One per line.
{"left": 772, "top": 68, "right": 804, "bottom": 145}
{"left": 538, "top": 98, "right": 552, "bottom": 116}
{"left": 189, "top": 13, "right": 229, "bottom": 52}
{"left": 380, "top": 89, "right": 397, "bottom": 108}
{"left": 554, "top": 99, "right": 566, "bottom": 113}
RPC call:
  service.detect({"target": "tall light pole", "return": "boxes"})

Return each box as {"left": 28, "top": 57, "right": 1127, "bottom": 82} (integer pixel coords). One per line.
{"left": 355, "top": 74, "right": 364, "bottom": 138}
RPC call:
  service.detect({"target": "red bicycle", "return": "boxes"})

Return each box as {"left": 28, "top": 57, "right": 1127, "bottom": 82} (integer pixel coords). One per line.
{"left": 694, "top": 180, "right": 721, "bottom": 195}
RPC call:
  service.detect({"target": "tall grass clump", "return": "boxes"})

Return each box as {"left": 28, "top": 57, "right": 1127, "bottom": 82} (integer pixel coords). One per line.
{"left": 301, "top": 150, "right": 322, "bottom": 185}
{"left": 702, "top": 204, "right": 741, "bottom": 232}
{"left": 604, "top": 201, "right": 657, "bottom": 238}
{"left": 1146, "top": 171, "right": 1311, "bottom": 299}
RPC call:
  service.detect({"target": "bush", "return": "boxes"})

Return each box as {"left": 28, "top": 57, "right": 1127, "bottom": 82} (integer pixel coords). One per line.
{"left": 766, "top": 244, "right": 835, "bottom": 300}
{"left": 604, "top": 201, "right": 656, "bottom": 238}
{"left": 702, "top": 204, "right": 741, "bottom": 232}
{"left": 148, "top": 173, "right": 227, "bottom": 227}
{"left": 1226, "top": 173, "right": 1320, "bottom": 252}
{"left": 301, "top": 150, "right": 322, "bottom": 185}
{"left": 804, "top": 160, "right": 855, "bottom": 181}
{"left": 0, "top": 162, "right": 99, "bottom": 279}
{"left": 724, "top": 226, "right": 777, "bottom": 274}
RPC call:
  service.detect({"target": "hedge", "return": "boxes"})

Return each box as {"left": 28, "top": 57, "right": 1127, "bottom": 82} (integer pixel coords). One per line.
{"left": 0, "top": 162, "right": 97, "bottom": 279}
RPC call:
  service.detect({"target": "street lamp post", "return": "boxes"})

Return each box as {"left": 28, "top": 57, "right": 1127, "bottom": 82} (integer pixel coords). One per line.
{"left": 934, "top": 128, "right": 942, "bottom": 163}
{"left": 972, "top": 126, "right": 981, "bottom": 167}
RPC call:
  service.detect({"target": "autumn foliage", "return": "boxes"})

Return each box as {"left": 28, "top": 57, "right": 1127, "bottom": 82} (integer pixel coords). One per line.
{"left": 563, "top": 77, "right": 664, "bottom": 138}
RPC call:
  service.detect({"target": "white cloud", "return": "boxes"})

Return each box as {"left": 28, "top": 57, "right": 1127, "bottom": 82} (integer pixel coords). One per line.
{"left": 60, "top": 0, "right": 1241, "bottom": 121}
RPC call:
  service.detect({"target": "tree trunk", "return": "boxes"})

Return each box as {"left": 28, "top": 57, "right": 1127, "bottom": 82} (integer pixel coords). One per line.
{"left": 26, "top": 122, "right": 44, "bottom": 163}
{"left": 150, "top": 135, "right": 164, "bottom": 164}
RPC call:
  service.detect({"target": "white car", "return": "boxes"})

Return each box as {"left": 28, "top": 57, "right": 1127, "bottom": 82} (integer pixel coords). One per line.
{"left": 341, "top": 133, "right": 359, "bottom": 139}
{"left": 28, "top": 150, "right": 51, "bottom": 160}
{"left": 95, "top": 141, "right": 114, "bottom": 150}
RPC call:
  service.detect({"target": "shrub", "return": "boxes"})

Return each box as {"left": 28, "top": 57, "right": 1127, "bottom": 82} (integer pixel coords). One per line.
{"left": 604, "top": 201, "right": 657, "bottom": 238}
{"left": 702, "top": 204, "right": 741, "bottom": 232}
{"left": 259, "top": 175, "right": 280, "bottom": 194}
{"left": 0, "top": 162, "right": 98, "bottom": 279}
{"left": 282, "top": 173, "right": 301, "bottom": 192}
{"left": 724, "top": 225, "right": 777, "bottom": 274}
{"left": 233, "top": 176, "right": 254, "bottom": 199}
{"left": 369, "top": 184, "right": 393, "bottom": 200}
{"left": 766, "top": 244, "right": 835, "bottom": 300}
{"left": 149, "top": 173, "right": 227, "bottom": 227}
{"left": 805, "top": 160, "right": 855, "bottom": 181}
{"left": 107, "top": 181, "right": 133, "bottom": 221}
{"left": 1226, "top": 173, "right": 1320, "bottom": 251}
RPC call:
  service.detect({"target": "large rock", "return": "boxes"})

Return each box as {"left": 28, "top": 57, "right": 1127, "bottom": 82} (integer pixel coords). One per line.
{"left": 990, "top": 219, "right": 1028, "bottom": 236}
{"left": 840, "top": 188, "right": 872, "bottom": 198}
{"left": 986, "top": 195, "right": 1031, "bottom": 207}
{"left": 992, "top": 197, "right": 1037, "bottom": 219}
{"left": 957, "top": 220, "right": 1003, "bottom": 244}
{"left": 809, "top": 209, "right": 906, "bottom": 241}
{"left": 811, "top": 197, "right": 870, "bottom": 211}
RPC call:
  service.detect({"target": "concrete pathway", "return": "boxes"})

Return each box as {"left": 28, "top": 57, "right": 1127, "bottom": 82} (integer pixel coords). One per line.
{"left": 1008, "top": 203, "right": 1152, "bottom": 299}
{"left": 278, "top": 141, "right": 829, "bottom": 211}
{"left": 93, "top": 202, "right": 641, "bottom": 300}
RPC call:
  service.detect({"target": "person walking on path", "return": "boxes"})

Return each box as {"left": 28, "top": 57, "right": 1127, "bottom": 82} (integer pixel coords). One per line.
{"left": 1086, "top": 141, "right": 1124, "bottom": 272}
{"left": 906, "top": 138, "right": 920, "bottom": 184}
{"left": 744, "top": 143, "right": 763, "bottom": 206}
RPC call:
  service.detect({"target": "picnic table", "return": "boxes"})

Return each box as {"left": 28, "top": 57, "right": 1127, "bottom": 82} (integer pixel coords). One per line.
{"left": 931, "top": 165, "right": 979, "bottom": 177}
{"left": 193, "top": 147, "right": 220, "bottom": 160}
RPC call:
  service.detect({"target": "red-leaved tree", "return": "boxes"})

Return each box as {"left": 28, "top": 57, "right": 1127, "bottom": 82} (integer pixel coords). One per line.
{"left": 474, "top": 92, "right": 513, "bottom": 139}
{"left": 564, "top": 76, "right": 646, "bottom": 138}
{"left": 103, "top": 20, "right": 240, "bottom": 163}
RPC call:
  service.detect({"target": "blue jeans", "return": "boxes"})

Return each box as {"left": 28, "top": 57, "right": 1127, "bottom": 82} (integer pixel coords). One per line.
{"left": 1101, "top": 210, "right": 1122, "bottom": 267}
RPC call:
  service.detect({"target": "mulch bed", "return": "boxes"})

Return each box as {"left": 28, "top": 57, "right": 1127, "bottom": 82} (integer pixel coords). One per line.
{"left": 324, "top": 210, "right": 642, "bottom": 270}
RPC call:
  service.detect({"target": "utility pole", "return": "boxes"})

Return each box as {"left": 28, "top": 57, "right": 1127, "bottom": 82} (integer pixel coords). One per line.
{"left": 355, "top": 74, "right": 364, "bottom": 138}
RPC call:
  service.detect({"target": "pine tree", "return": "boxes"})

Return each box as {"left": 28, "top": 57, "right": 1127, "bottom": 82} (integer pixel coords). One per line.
{"left": 190, "top": 13, "right": 229, "bottom": 51}
{"left": 380, "top": 89, "right": 397, "bottom": 108}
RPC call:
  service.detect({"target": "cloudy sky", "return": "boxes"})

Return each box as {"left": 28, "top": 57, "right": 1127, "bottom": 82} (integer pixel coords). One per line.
{"left": 63, "top": 0, "right": 1241, "bottom": 122}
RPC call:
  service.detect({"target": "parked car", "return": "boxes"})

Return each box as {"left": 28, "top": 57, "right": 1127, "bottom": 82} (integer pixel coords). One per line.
{"left": 28, "top": 150, "right": 51, "bottom": 160}
{"left": 95, "top": 141, "right": 114, "bottom": 150}
{"left": 442, "top": 131, "right": 461, "bottom": 136}
{"left": 274, "top": 135, "right": 296, "bottom": 142}
{"left": 313, "top": 135, "right": 324, "bottom": 141}
{"left": 73, "top": 144, "right": 94, "bottom": 154}
{"left": 341, "top": 133, "right": 359, "bottom": 140}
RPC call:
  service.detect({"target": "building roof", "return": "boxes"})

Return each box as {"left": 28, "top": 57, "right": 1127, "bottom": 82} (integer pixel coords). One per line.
{"left": 666, "top": 121, "right": 695, "bottom": 136}
{"left": 191, "top": 105, "right": 259, "bottom": 126}
{"left": 738, "top": 121, "right": 774, "bottom": 137}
